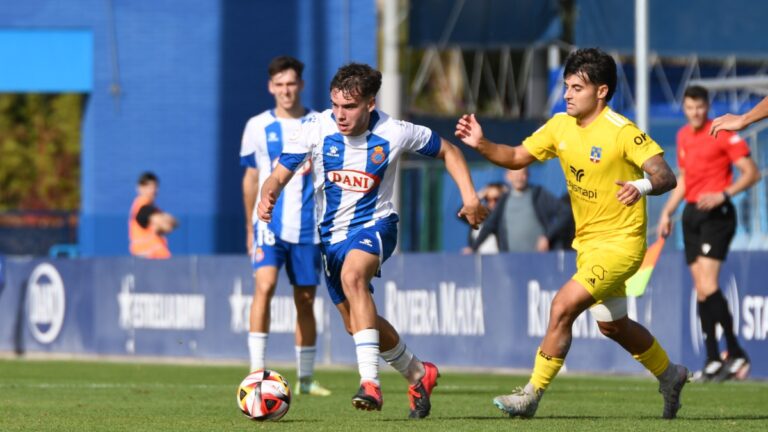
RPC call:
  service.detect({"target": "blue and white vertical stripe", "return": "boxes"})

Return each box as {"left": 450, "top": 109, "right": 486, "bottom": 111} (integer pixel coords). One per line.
{"left": 280, "top": 109, "right": 441, "bottom": 245}
{"left": 239, "top": 109, "right": 319, "bottom": 244}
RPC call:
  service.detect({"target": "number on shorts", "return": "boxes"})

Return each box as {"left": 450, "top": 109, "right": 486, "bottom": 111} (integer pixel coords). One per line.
{"left": 257, "top": 227, "right": 276, "bottom": 246}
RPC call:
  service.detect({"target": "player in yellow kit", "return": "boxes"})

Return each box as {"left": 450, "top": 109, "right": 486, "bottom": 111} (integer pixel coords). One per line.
{"left": 455, "top": 48, "right": 689, "bottom": 419}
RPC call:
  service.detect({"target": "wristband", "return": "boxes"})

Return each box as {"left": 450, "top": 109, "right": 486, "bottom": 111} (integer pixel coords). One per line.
{"left": 627, "top": 178, "right": 653, "bottom": 196}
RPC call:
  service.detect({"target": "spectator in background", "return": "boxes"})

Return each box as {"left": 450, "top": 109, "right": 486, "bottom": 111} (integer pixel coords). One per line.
{"left": 462, "top": 182, "right": 506, "bottom": 254}
{"left": 470, "top": 167, "right": 572, "bottom": 252}
{"left": 128, "top": 172, "right": 177, "bottom": 259}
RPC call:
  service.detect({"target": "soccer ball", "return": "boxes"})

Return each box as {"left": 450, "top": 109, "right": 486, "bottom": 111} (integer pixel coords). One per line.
{"left": 236, "top": 369, "right": 291, "bottom": 421}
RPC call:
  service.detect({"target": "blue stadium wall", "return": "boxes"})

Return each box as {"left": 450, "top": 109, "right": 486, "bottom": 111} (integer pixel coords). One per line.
{"left": 2, "top": 253, "right": 767, "bottom": 378}
{"left": 0, "top": 0, "right": 376, "bottom": 256}
{"left": 575, "top": 0, "right": 768, "bottom": 58}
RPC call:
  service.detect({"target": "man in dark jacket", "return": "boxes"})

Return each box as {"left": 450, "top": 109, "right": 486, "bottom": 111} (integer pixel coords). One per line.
{"left": 471, "top": 167, "right": 573, "bottom": 252}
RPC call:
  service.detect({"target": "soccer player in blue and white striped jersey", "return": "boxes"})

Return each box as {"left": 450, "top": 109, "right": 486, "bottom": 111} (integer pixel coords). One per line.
{"left": 240, "top": 56, "right": 329, "bottom": 396}
{"left": 258, "top": 63, "right": 487, "bottom": 418}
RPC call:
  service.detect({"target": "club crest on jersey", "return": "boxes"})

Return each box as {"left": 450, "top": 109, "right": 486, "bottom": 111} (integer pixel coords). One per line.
{"left": 253, "top": 247, "right": 265, "bottom": 263}
{"left": 589, "top": 146, "right": 602, "bottom": 163}
{"left": 327, "top": 170, "right": 380, "bottom": 193}
{"left": 370, "top": 146, "right": 386, "bottom": 165}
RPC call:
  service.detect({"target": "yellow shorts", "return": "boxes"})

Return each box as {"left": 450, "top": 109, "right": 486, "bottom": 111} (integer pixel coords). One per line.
{"left": 572, "top": 244, "right": 643, "bottom": 302}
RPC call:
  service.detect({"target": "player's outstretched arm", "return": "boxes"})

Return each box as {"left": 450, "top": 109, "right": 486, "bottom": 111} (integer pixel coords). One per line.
{"left": 615, "top": 155, "right": 676, "bottom": 206}
{"left": 258, "top": 164, "right": 295, "bottom": 223}
{"left": 454, "top": 114, "right": 536, "bottom": 169}
{"left": 436, "top": 138, "right": 489, "bottom": 228}
{"left": 711, "top": 95, "right": 768, "bottom": 136}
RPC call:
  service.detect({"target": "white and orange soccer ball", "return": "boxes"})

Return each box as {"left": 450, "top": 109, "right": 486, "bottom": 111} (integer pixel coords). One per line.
{"left": 236, "top": 369, "right": 292, "bottom": 421}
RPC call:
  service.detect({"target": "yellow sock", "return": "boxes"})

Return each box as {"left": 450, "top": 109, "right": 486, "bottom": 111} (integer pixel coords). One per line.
{"left": 530, "top": 348, "right": 564, "bottom": 392}
{"left": 633, "top": 338, "right": 670, "bottom": 376}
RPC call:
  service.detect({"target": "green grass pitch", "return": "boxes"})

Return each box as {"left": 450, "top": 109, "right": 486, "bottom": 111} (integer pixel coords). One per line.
{"left": 1, "top": 359, "right": 767, "bottom": 431}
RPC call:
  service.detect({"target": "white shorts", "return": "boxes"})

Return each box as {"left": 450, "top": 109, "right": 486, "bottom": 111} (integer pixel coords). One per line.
{"left": 589, "top": 296, "right": 628, "bottom": 322}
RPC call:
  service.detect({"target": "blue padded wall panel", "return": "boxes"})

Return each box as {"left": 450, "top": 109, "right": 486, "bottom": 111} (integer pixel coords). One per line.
{"left": 0, "top": 0, "right": 377, "bottom": 256}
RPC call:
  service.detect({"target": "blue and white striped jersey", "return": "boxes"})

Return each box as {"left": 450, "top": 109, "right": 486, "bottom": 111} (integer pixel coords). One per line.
{"left": 240, "top": 109, "right": 319, "bottom": 244}
{"left": 279, "top": 109, "right": 441, "bottom": 244}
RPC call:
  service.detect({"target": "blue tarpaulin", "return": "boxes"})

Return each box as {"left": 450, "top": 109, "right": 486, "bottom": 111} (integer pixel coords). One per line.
{"left": 409, "top": 0, "right": 561, "bottom": 48}
{"left": 575, "top": 0, "right": 768, "bottom": 58}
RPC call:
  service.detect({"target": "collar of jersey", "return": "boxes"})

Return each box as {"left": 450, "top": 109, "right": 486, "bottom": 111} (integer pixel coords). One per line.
{"left": 573, "top": 106, "right": 611, "bottom": 132}
{"left": 268, "top": 107, "right": 311, "bottom": 120}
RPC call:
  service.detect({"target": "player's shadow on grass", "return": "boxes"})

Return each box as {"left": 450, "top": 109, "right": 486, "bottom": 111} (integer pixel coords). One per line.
{"left": 394, "top": 414, "right": 768, "bottom": 421}
{"left": 537, "top": 414, "right": 768, "bottom": 421}
{"left": 436, "top": 388, "right": 506, "bottom": 395}
{"left": 683, "top": 415, "right": 768, "bottom": 421}
{"left": 265, "top": 419, "right": 322, "bottom": 424}
{"left": 381, "top": 415, "right": 604, "bottom": 422}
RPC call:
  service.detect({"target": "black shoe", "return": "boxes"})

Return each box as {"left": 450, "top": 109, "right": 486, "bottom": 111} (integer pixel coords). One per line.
{"left": 407, "top": 362, "right": 439, "bottom": 419}
{"left": 699, "top": 360, "right": 723, "bottom": 382}
{"left": 713, "top": 355, "right": 750, "bottom": 382}
{"left": 659, "top": 364, "right": 689, "bottom": 419}
{"left": 351, "top": 381, "right": 383, "bottom": 411}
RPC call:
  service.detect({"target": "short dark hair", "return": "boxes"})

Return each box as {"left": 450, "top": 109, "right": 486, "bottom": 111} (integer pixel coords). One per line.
{"left": 563, "top": 48, "right": 618, "bottom": 102}
{"left": 268, "top": 56, "right": 304, "bottom": 79}
{"left": 683, "top": 85, "right": 709, "bottom": 102}
{"left": 330, "top": 63, "right": 382, "bottom": 100}
{"left": 138, "top": 171, "right": 158, "bottom": 186}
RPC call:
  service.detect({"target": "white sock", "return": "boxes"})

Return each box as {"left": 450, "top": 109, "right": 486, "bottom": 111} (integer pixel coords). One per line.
{"left": 353, "top": 329, "right": 380, "bottom": 385}
{"left": 296, "top": 346, "right": 316, "bottom": 381}
{"left": 248, "top": 332, "right": 268, "bottom": 371}
{"left": 380, "top": 338, "right": 424, "bottom": 385}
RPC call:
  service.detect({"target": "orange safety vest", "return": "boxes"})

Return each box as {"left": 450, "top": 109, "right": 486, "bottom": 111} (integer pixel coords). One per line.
{"left": 129, "top": 196, "right": 171, "bottom": 259}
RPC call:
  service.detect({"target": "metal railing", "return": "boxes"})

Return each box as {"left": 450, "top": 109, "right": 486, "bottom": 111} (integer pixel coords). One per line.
{"left": 735, "top": 119, "right": 768, "bottom": 249}
{"left": 0, "top": 211, "right": 78, "bottom": 256}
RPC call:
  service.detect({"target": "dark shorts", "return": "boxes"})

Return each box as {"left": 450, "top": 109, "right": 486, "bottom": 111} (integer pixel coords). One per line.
{"left": 682, "top": 201, "right": 736, "bottom": 264}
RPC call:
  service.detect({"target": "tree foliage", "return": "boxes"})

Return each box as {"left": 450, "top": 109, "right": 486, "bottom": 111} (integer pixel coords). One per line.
{"left": 0, "top": 93, "right": 82, "bottom": 210}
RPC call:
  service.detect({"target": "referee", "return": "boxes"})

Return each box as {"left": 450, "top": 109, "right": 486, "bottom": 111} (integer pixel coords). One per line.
{"left": 658, "top": 85, "right": 760, "bottom": 381}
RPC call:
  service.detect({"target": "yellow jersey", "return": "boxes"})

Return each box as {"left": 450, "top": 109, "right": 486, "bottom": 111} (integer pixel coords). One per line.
{"left": 522, "top": 107, "right": 663, "bottom": 252}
